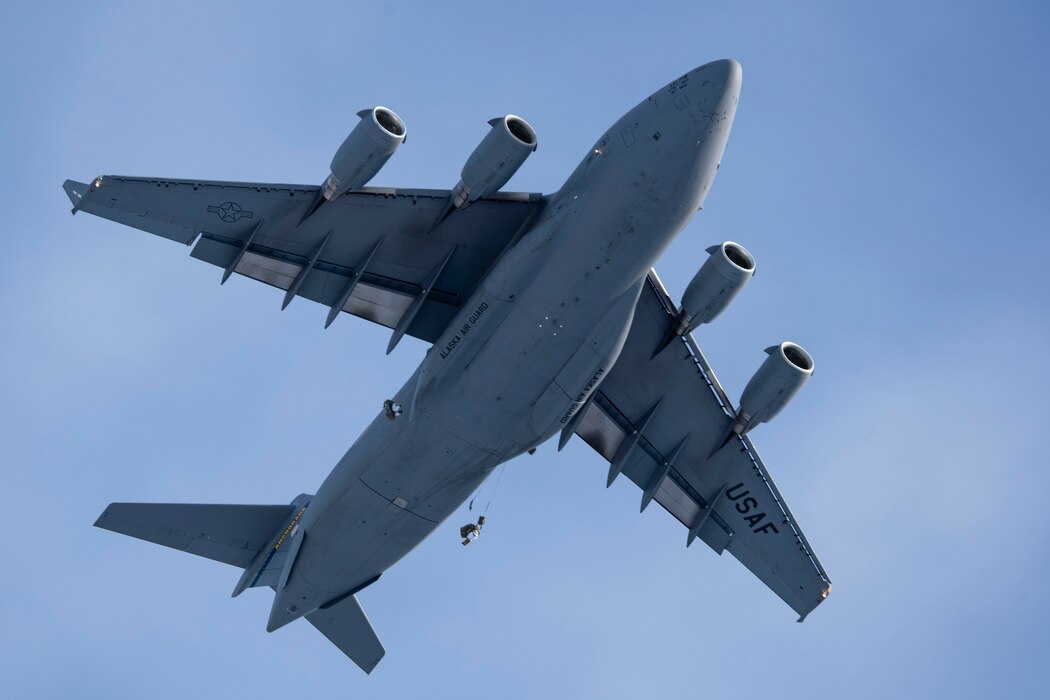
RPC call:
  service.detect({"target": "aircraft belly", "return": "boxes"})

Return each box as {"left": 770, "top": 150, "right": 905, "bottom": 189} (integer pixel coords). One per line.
{"left": 288, "top": 366, "right": 500, "bottom": 600}
{"left": 416, "top": 276, "right": 643, "bottom": 456}
{"left": 358, "top": 412, "right": 498, "bottom": 520}
{"left": 295, "top": 478, "right": 433, "bottom": 593}
{"left": 285, "top": 76, "right": 732, "bottom": 613}
{"left": 412, "top": 177, "right": 669, "bottom": 456}
{"left": 551, "top": 279, "right": 642, "bottom": 424}
{"left": 81, "top": 61, "right": 799, "bottom": 655}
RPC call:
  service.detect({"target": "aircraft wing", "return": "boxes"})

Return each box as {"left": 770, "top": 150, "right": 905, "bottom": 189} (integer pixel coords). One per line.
{"left": 62, "top": 176, "right": 543, "bottom": 349}
{"left": 569, "top": 271, "right": 831, "bottom": 620}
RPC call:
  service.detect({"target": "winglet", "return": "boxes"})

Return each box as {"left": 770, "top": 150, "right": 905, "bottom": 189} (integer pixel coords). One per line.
{"left": 63, "top": 179, "right": 92, "bottom": 214}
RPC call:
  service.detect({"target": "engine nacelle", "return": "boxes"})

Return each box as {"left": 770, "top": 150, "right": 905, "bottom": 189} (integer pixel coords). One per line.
{"left": 453, "top": 115, "right": 537, "bottom": 208}
{"left": 322, "top": 106, "right": 406, "bottom": 201}
{"left": 734, "top": 342, "right": 814, "bottom": 435}
{"left": 679, "top": 242, "right": 755, "bottom": 334}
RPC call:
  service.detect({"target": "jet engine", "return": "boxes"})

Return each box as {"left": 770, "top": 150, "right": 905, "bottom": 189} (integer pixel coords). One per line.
{"left": 679, "top": 241, "right": 756, "bottom": 334}
{"left": 734, "top": 342, "right": 814, "bottom": 435}
{"left": 322, "top": 106, "right": 407, "bottom": 201}
{"left": 453, "top": 115, "right": 537, "bottom": 208}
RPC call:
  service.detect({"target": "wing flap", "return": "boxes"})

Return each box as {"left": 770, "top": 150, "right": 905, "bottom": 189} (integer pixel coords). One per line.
{"left": 189, "top": 236, "right": 423, "bottom": 331}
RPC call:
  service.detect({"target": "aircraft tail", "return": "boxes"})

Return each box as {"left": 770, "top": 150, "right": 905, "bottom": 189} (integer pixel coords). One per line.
{"left": 94, "top": 495, "right": 386, "bottom": 673}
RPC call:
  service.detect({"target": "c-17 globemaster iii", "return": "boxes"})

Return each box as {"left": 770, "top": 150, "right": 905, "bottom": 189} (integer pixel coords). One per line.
{"left": 65, "top": 59, "right": 830, "bottom": 673}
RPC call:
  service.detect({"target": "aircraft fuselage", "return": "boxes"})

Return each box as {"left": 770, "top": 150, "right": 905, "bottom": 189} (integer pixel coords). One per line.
{"left": 269, "top": 61, "right": 742, "bottom": 629}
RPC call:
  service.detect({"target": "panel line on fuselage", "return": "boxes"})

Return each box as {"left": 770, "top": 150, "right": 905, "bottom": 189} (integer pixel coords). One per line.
{"left": 356, "top": 477, "right": 440, "bottom": 524}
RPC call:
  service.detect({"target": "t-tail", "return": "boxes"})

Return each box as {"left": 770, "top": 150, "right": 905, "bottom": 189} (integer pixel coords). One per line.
{"left": 93, "top": 495, "right": 385, "bottom": 673}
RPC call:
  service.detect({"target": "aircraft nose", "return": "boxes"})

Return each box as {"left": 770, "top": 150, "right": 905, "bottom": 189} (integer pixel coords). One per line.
{"left": 693, "top": 59, "right": 742, "bottom": 102}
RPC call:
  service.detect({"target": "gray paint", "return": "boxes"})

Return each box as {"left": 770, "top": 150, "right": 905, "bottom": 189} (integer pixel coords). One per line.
{"left": 66, "top": 59, "right": 827, "bottom": 669}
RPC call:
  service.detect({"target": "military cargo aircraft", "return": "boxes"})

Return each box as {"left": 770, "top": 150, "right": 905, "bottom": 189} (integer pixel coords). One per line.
{"left": 65, "top": 59, "right": 830, "bottom": 673}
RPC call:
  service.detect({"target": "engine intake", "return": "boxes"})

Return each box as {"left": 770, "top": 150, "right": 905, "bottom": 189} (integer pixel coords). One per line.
{"left": 734, "top": 341, "right": 814, "bottom": 435}
{"left": 322, "top": 106, "right": 407, "bottom": 201}
{"left": 453, "top": 115, "right": 537, "bottom": 208}
{"left": 679, "top": 241, "right": 755, "bottom": 335}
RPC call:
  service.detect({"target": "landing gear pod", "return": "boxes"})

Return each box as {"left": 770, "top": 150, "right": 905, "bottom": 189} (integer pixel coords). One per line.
{"left": 734, "top": 341, "right": 814, "bottom": 435}
{"left": 322, "top": 106, "right": 407, "bottom": 201}
{"left": 453, "top": 115, "right": 537, "bottom": 208}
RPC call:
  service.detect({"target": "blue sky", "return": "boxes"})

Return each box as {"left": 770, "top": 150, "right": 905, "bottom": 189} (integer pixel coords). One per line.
{"left": 3, "top": 1, "right": 1049, "bottom": 697}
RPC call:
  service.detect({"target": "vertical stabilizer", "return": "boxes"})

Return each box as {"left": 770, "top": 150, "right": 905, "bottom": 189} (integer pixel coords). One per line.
{"left": 231, "top": 494, "right": 312, "bottom": 597}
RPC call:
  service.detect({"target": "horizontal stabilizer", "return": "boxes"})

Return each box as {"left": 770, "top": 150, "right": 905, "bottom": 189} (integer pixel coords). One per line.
{"left": 94, "top": 502, "right": 296, "bottom": 568}
{"left": 63, "top": 179, "right": 88, "bottom": 212}
{"left": 306, "top": 594, "right": 385, "bottom": 674}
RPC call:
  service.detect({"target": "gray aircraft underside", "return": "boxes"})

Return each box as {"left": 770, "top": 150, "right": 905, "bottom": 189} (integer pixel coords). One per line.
{"left": 66, "top": 59, "right": 831, "bottom": 673}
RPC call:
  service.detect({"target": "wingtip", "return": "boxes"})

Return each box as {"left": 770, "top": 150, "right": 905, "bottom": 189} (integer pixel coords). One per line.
{"left": 63, "top": 179, "right": 90, "bottom": 213}
{"left": 92, "top": 504, "right": 116, "bottom": 528}
{"left": 360, "top": 649, "right": 386, "bottom": 674}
